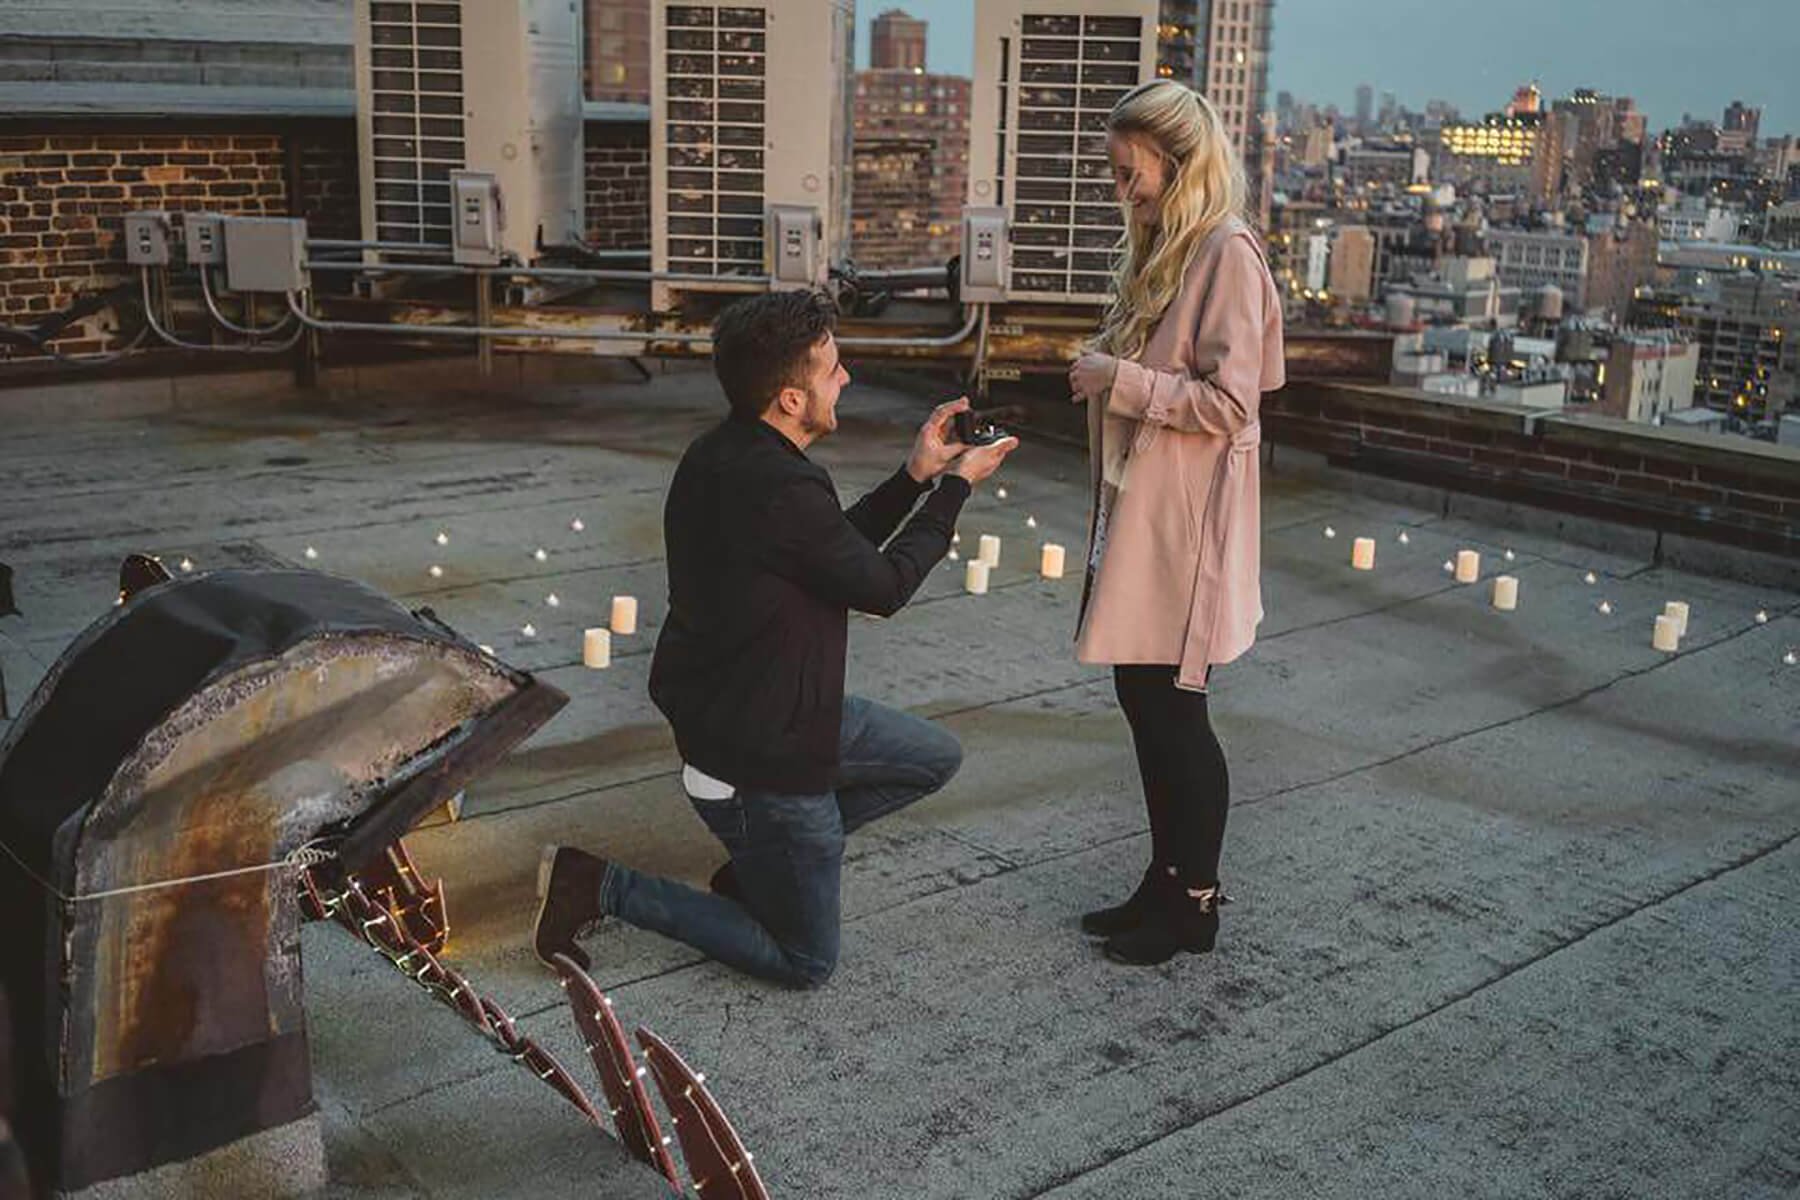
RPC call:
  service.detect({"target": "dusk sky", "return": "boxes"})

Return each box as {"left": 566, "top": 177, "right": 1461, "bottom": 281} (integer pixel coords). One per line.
{"left": 857, "top": 1, "right": 1800, "bottom": 136}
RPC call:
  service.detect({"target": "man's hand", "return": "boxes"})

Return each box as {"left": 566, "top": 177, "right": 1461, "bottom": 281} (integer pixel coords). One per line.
{"left": 906, "top": 395, "right": 974, "bottom": 482}
{"left": 952, "top": 435, "right": 1020, "bottom": 485}
{"left": 1068, "top": 352, "right": 1118, "bottom": 404}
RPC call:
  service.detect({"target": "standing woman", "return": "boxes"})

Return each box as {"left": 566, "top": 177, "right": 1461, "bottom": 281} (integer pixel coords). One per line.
{"left": 1066, "top": 79, "right": 1285, "bottom": 966}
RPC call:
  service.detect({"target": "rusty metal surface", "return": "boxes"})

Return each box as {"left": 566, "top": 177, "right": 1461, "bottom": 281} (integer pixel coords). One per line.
{"left": 0, "top": 568, "right": 568, "bottom": 1191}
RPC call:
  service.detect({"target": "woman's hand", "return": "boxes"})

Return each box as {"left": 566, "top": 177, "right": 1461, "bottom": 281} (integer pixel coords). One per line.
{"left": 1068, "top": 352, "right": 1118, "bottom": 404}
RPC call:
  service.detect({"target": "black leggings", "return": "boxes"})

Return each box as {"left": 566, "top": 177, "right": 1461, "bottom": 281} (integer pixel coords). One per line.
{"left": 1112, "top": 664, "right": 1230, "bottom": 887}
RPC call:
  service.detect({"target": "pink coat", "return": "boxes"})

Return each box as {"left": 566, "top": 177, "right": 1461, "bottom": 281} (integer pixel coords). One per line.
{"left": 1075, "top": 216, "right": 1286, "bottom": 689}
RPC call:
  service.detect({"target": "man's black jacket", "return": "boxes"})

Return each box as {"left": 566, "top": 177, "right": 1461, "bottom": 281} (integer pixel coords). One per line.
{"left": 648, "top": 413, "right": 970, "bottom": 794}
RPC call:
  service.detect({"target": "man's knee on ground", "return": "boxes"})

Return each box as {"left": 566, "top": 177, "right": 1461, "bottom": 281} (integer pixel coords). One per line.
{"left": 930, "top": 729, "right": 965, "bottom": 789}
{"left": 786, "top": 949, "right": 838, "bottom": 989}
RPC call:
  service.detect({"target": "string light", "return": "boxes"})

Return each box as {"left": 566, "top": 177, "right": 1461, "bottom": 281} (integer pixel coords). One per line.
{"left": 1755, "top": 610, "right": 1769, "bottom": 624}
{"left": 1442, "top": 559, "right": 1454, "bottom": 573}
{"left": 428, "top": 565, "right": 443, "bottom": 578}
{"left": 1598, "top": 600, "right": 1613, "bottom": 615}
{"left": 1026, "top": 516, "right": 1038, "bottom": 528}
{"left": 521, "top": 623, "right": 537, "bottom": 638}
{"left": 570, "top": 518, "right": 585, "bottom": 532}
{"left": 435, "top": 531, "right": 449, "bottom": 546}
{"left": 1324, "top": 526, "right": 1337, "bottom": 539}
{"left": 534, "top": 548, "right": 548, "bottom": 562}
{"left": 1397, "top": 531, "right": 1410, "bottom": 545}
{"left": 1785, "top": 650, "right": 1798, "bottom": 666}
{"left": 1584, "top": 572, "right": 1597, "bottom": 584}
{"left": 996, "top": 487, "right": 1008, "bottom": 500}
{"left": 546, "top": 593, "right": 561, "bottom": 608}
{"left": 179, "top": 557, "right": 194, "bottom": 572}
{"left": 1503, "top": 549, "right": 1516, "bottom": 561}
{"left": 304, "top": 545, "right": 319, "bottom": 560}
{"left": 478, "top": 644, "right": 495, "bottom": 656}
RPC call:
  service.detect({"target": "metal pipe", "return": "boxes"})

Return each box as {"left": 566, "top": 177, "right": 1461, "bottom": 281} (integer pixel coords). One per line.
{"left": 142, "top": 268, "right": 305, "bottom": 354}
{"left": 200, "top": 267, "right": 297, "bottom": 337}
{"left": 849, "top": 266, "right": 950, "bottom": 289}
{"left": 836, "top": 305, "right": 981, "bottom": 349}
{"left": 306, "top": 239, "right": 455, "bottom": 254}
{"left": 302, "top": 260, "right": 769, "bottom": 286}
{"left": 281, "top": 290, "right": 715, "bottom": 344}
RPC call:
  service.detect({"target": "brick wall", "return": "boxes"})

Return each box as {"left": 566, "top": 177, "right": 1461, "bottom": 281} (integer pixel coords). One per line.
{"left": 583, "top": 121, "right": 649, "bottom": 250}
{"left": 1266, "top": 381, "right": 1800, "bottom": 557}
{"left": 0, "top": 117, "right": 653, "bottom": 361}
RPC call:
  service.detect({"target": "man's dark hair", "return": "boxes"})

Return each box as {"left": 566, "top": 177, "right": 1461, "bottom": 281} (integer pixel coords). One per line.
{"left": 711, "top": 290, "right": 839, "bottom": 420}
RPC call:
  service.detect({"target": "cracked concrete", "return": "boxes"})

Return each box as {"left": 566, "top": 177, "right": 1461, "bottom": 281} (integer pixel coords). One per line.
{"left": 2, "top": 360, "right": 1796, "bottom": 1199}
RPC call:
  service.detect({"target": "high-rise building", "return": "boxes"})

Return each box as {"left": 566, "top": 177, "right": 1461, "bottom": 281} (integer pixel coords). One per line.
{"left": 1485, "top": 226, "right": 1589, "bottom": 308}
{"left": 1328, "top": 224, "right": 1375, "bottom": 303}
{"left": 585, "top": 0, "right": 651, "bottom": 104}
{"left": 1723, "top": 100, "right": 1761, "bottom": 140}
{"left": 852, "top": 12, "right": 970, "bottom": 269}
{"left": 1582, "top": 217, "right": 1658, "bottom": 322}
{"left": 1507, "top": 84, "right": 1541, "bottom": 117}
{"left": 1151, "top": 1, "right": 1274, "bottom": 226}
{"left": 1598, "top": 331, "right": 1700, "bottom": 424}
{"left": 1438, "top": 112, "right": 1541, "bottom": 195}
{"left": 869, "top": 8, "right": 927, "bottom": 71}
{"left": 1354, "top": 83, "right": 1373, "bottom": 130}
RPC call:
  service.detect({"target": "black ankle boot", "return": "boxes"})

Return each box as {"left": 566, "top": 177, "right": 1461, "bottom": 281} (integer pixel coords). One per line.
{"left": 1103, "top": 881, "right": 1220, "bottom": 966}
{"left": 1080, "top": 866, "right": 1158, "bottom": 937}
{"left": 533, "top": 845, "right": 611, "bottom": 971}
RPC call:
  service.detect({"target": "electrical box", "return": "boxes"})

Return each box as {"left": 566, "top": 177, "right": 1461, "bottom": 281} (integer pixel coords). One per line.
{"left": 185, "top": 213, "right": 224, "bottom": 267}
{"left": 450, "top": 170, "right": 504, "bottom": 266}
{"left": 222, "top": 217, "right": 308, "bottom": 294}
{"left": 650, "top": 0, "right": 856, "bottom": 308}
{"left": 959, "top": 207, "right": 1011, "bottom": 302}
{"left": 123, "top": 211, "right": 172, "bottom": 266}
{"left": 768, "top": 205, "right": 821, "bottom": 290}
{"left": 968, "top": 0, "right": 1157, "bottom": 304}
{"left": 353, "top": 0, "right": 584, "bottom": 262}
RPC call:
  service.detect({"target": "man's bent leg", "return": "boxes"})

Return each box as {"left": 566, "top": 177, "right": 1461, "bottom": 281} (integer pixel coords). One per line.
{"left": 835, "top": 696, "right": 964, "bottom": 836}
{"left": 603, "top": 788, "right": 844, "bottom": 988}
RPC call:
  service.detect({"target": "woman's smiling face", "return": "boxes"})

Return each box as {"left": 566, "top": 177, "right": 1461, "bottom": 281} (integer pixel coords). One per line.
{"left": 1109, "top": 131, "right": 1169, "bottom": 228}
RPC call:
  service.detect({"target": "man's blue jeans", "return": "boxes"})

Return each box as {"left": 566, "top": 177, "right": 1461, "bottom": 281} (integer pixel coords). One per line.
{"left": 598, "top": 696, "right": 963, "bottom": 987}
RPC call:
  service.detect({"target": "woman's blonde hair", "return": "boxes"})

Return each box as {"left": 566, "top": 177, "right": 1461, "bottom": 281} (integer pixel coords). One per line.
{"left": 1093, "top": 80, "right": 1249, "bottom": 361}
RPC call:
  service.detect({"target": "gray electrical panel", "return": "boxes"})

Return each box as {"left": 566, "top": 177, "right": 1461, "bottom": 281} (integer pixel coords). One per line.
{"left": 185, "top": 213, "right": 224, "bottom": 267}
{"left": 221, "top": 217, "right": 308, "bottom": 294}
{"left": 450, "top": 170, "right": 503, "bottom": 267}
{"left": 960, "top": 208, "right": 1010, "bottom": 303}
{"left": 123, "top": 211, "right": 172, "bottom": 265}
{"left": 768, "top": 205, "right": 822, "bottom": 292}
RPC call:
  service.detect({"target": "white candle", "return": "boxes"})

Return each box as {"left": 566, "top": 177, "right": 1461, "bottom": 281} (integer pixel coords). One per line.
{"left": 1492, "top": 575, "right": 1519, "bottom": 611}
{"left": 964, "top": 559, "right": 990, "bottom": 595}
{"left": 583, "top": 627, "right": 611, "bottom": 668}
{"left": 1351, "top": 537, "right": 1376, "bottom": 571}
{"left": 610, "top": 595, "right": 638, "bottom": 635}
{"left": 1040, "top": 543, "right": 1066, "bottom": 579}
{"left": 1454, "top": 549, "right": 1480, "bottom": 583}
{"left": 978, "top": 534, "right": 1001, "bottom": 568}
{"left": 1652, "top": 614, "right": 1680, "bottom": 652}
{"left": 1662, "top": 601, "right": 1689, "bottom": 637}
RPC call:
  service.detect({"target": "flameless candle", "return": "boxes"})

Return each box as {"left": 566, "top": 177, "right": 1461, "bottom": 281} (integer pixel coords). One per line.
{"left": 1492, "top": 575, "right": 1519, "bottom": 611}
{"left": 964, "top": 559, "right": 990, "bottom": 595}
{"left": 610, "top": 595, "right": 638, "bottom": 635}
{"left": 1652, "top": 614, "right": 1680, "bottom": 652}
{"left": 1351, "top": 537, "right": 1376, "bottom": 571}
{"left": 978, "top": 534, "right": 1001, "bottom": 568}
{"left": 1662, "top": 601, "right": 1689, "bottom": 638}
{"left": 1041, "top": 543, "right": 1066, "bottom": 579}
{"left": 583, "top": 627, "right": 611, "bottom": 669}
{"left": 1454, "top": 550, "right": 1480, "bottom": 584}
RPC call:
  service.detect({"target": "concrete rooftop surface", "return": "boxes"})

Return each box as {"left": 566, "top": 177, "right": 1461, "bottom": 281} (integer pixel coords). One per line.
{"left": 1, "top": 364, "right": 1798, "bottom": 1199}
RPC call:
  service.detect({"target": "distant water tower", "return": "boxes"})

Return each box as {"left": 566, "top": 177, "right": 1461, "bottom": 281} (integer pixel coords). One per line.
{"left": 1385, "top": 292, "right": 1417, "bottom": 328}
{"left": 1537, "top": 284, "right": 1565, "bottom": 322}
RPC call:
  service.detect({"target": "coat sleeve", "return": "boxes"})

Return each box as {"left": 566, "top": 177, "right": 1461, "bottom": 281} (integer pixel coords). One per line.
{"left": 1106, "top": 233, "right": 1271, "bottom": 438}
{"left": 843, "top": 467, "right": 933, "bottom": 547}
{"left": 757, "top": 473, "right": 970, "bottom": 617}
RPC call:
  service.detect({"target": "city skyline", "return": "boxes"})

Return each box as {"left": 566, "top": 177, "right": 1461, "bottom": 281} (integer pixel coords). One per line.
{"left": 856, "top": 0, "right": 1800, "bottom": 136}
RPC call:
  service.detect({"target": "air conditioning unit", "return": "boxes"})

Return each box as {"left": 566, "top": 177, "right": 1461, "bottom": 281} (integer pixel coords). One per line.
{"left": 969, "top": 0, "right": 1157, "bottom": 304}
{"left": 650, "top": 0, "right": 855, "bottom": 309}
{"left": 353, "top": 0, "right": 584, "bottom": 262}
